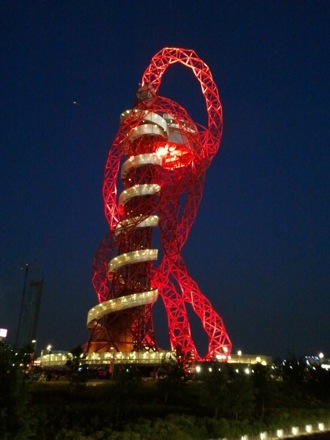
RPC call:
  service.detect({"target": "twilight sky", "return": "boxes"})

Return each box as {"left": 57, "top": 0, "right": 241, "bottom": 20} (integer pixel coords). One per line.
{"left": 1, "top": 1, "right": 329, "bottom": 358}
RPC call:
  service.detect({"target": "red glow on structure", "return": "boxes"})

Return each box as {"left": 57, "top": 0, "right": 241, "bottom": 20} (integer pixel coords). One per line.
{"left": 155, "top": 142, "right": 194, "bottom": 169}
{"left": 85, "top": 48, "right": 232, "bottom": 361}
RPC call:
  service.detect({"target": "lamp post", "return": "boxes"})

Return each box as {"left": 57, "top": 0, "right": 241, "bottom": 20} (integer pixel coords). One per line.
{"left": 47, "top": 344, "right": 52, "bottom": 367}
{"left": 28, "top": 339, "right": 37, "bottom": 372}
{"left": 318, "top": 352, "right": 324, "bottom": 365}
{"left": 15, "top": 264, "right": 29, "bottom": 348}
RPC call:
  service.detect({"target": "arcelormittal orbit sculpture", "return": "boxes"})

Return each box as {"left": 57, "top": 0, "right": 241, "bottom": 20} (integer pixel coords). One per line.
{"left": 85, "top": 48, "right": 232, "bottom": 361}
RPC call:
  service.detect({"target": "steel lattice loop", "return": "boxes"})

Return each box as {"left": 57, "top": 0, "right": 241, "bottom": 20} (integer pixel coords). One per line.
{"left": 86, "top": 47, "right": 231, "bottom": 361}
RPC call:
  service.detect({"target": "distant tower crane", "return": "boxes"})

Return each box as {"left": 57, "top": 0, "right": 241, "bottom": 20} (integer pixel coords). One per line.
{"left": 85, "top": 47, "right": 232, "bottom": 361}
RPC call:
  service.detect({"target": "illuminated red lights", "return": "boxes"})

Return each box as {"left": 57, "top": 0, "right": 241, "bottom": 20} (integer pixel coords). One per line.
{"left": 86, "top": 48, "right": 231, "bottom": 360}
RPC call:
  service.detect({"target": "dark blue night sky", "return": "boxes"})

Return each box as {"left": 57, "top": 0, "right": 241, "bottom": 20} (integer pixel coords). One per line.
{"left": 1, "top": 1, "right": 329, "bottom": 358}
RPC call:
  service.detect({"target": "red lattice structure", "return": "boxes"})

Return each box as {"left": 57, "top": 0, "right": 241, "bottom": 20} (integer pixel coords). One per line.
{"left": 85, "top": 47, "right": 232, "bottom": 361}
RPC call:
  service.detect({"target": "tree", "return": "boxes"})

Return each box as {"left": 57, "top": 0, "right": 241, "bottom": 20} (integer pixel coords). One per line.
{"left": 274, "top": 355, "right": 309, "bottom": 406}
{"left": 224, "top": 367, "right": 254, "bottom": 422}
{"left": 66, "top": 345, "right": 88, "bottom": 385}
{"left": 0, "top": 341, "right": 35, "bottom": 438}
{"left": 306, "top": 364, "right": 330, "bottom": 403}
{"left": 203, "top": 362, "right": 229, "bottom": 418}
{"left": 111, "top": 365, "right": 142, "bottom": 425}
{"left": 252, "top": 363, "right": 274, "bottom": 420}
{"left": 156, "top": 355, "right": 186, "bottom": 404}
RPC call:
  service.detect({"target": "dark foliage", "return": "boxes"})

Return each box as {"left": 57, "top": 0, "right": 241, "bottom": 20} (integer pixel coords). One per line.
{"left": 0, "top": 342, "right": 36, "bottom": 439}
{"left": 1, "top": 345, "right": 330, "bottom": 438}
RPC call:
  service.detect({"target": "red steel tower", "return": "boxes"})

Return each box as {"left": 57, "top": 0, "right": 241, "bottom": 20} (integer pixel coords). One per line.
{"left": 85, "top": 48, "right": 232, "bottom": 361}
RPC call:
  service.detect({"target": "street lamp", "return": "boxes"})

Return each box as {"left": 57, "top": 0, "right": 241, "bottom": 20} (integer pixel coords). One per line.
{"left": 28, "top": 340, "right": 37, "bottom": 371}
{"left": 47, "top": 345, "right": 52, "bottom": 367}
